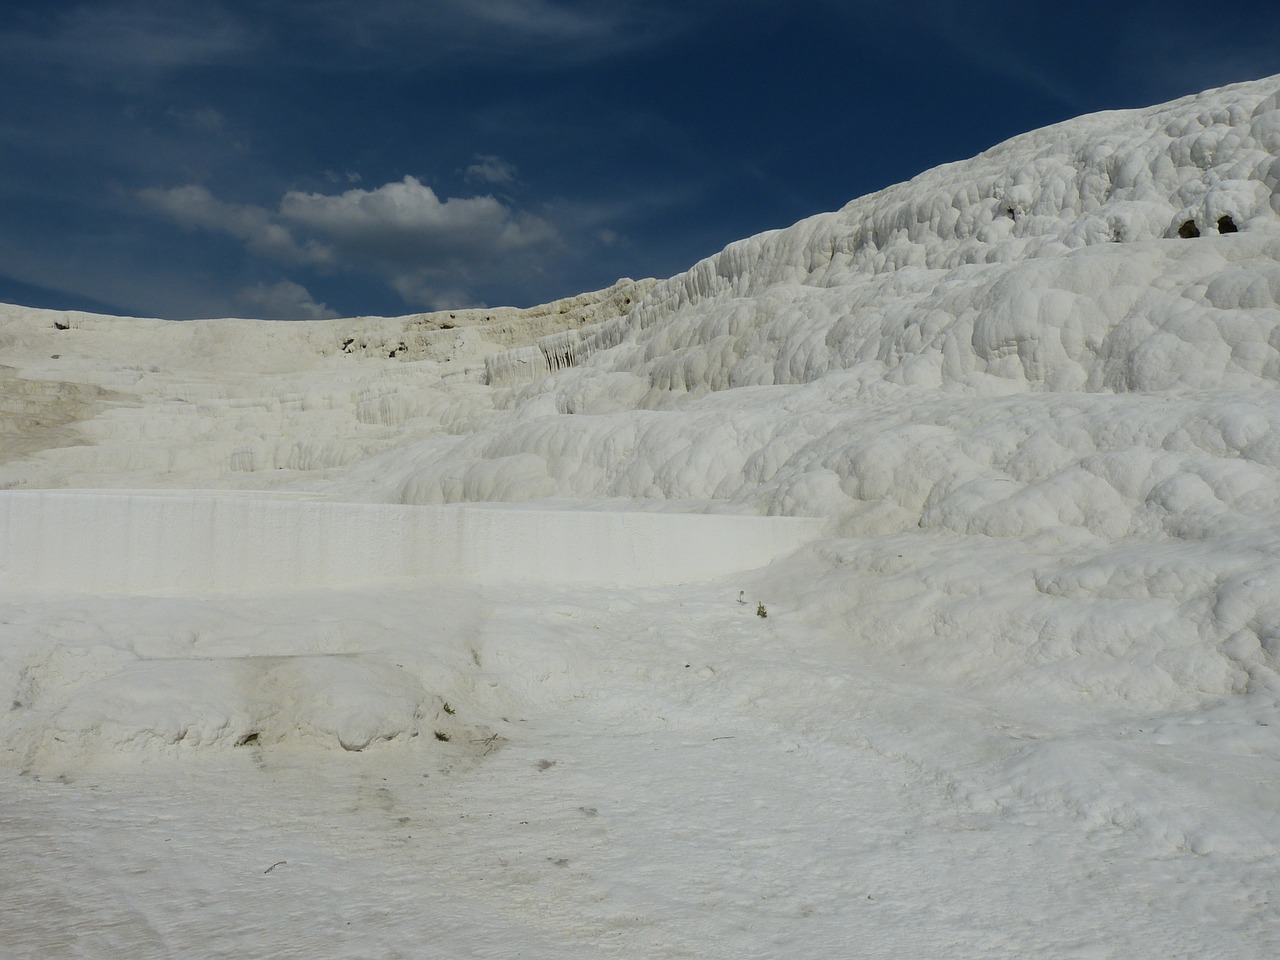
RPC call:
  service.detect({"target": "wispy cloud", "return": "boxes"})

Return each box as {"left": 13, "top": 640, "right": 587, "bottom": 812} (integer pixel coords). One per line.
{"left": 291, "top": 0, "right": 731, "bottom": 69}
{"left": 1, "top": 1, "right": 254, "bottom": 79}
{"left": 423, "top": 0, "right": 633, "bottom": 43}
{"left": 166, "top": 107, "right": 228, "bottom": 134}
{"left": 1, "top": 0, "right": 778, "bottom": 86}
{"left": 832, "top": 0, "right": 1280, "bottom": 115}
{"left": 235, "top": 280, "right": 338, "bottom": 320}
{"left": 465, "top": 155, "right": 518, "bottom": 185}
{"left": 138, "top": 176, "right": 560, "bottom": 310}
{"left": 830, "top": 0, "right": 1088, "bottom": 110}
{"left": 2, "top": 0, "right": 729, "bottom": 84}
{"left": 137, "top": 184, "right": 332, "bottom": 265}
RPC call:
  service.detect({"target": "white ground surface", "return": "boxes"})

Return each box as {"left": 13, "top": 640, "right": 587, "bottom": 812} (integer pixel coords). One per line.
{"left": 3, "top": 77, "right": 1280, "bottom": 957}
{"left": 6, "top": 578, "right": 1273, "bottom": 959}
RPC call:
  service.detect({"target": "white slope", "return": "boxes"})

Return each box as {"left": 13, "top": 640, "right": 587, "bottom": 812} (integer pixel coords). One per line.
{"left": 0, "top": 278, "right": 651, "bottom": 490}
{"left": 2, "top": 76, "right": 1280, "bottom": 958}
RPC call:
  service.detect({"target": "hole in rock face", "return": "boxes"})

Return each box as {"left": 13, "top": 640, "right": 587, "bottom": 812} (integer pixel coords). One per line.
{"left": 236, "top": 732, "right": 260, "bottom": 746}
{"left": 1217, "top": 215, "right": 1238, "bottom": 234}
{"left": 1178, "top": 220, "right": 1201, "bottom": 238}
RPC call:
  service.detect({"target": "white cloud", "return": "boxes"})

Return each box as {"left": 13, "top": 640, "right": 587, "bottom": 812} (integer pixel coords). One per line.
{"left": 137, "top": 185, "right": 332, "bottom": 265}
{"left": 464, "top": 155, "right": 518, "bottom": 185}
{"left": 138, "top": 176, "right": 560, "bottom": 310}
{"left": 278, "top": 176, "right": 556, "bottom": 263}
{"left": 235, "top": 280, "right": 338, "bottom": 320}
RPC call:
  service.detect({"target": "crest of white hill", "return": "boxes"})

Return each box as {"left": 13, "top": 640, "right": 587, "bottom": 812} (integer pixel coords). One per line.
{"left": 338, "top": 76, "right": 1280, "bottom": 537}
{"left": 319, "top": 77, "right": 1280, "bottom": 725}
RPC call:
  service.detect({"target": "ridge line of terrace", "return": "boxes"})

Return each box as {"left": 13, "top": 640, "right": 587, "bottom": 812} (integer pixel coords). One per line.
{"left": 0, "top": 490, "right": 825, "bottom": 592}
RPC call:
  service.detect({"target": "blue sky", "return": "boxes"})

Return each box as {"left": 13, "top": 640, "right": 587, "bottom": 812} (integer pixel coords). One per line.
{"left": 2, "top": 0, "right": 1279, "bottom": 319}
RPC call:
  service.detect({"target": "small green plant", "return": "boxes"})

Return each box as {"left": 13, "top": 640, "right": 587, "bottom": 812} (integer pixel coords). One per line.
{"left": 756, "top": 602, "right": 768, "bottom": 619}
{"left": 434, "top": 730, "right": 451, "bottom": 742}
{"left": 442, "top": 702, "right": 455, "bottom": 715}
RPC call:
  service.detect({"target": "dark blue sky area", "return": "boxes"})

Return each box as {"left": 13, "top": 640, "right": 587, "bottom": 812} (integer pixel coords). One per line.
{"left": 2, "top": 1, "right": 1279, "bottom": 319}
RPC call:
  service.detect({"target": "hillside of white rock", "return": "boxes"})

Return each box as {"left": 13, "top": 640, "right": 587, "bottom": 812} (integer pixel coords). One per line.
{"left": 2, "top": 76, "right": 1278, "bottom": 958}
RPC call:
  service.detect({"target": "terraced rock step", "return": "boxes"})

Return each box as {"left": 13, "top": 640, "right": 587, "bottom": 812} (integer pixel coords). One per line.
{"left": 0, "top": 490, "right": 826, "bottom": 591}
